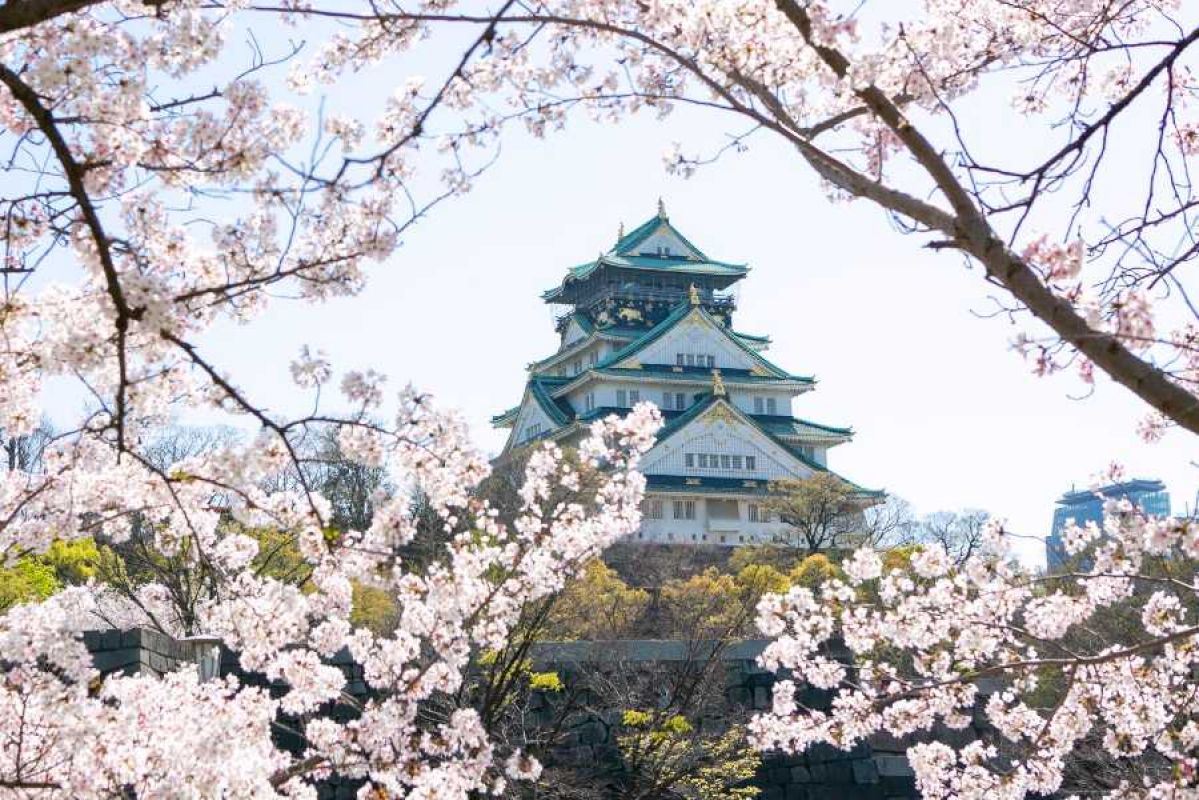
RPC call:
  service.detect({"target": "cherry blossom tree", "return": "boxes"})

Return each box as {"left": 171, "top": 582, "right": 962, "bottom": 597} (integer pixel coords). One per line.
{"left": 214, "top": 0, "right": 1199, "bottom": 436}
{"left": 6, "top": 0, "right": 1199, "bottom": 797}
{"left": 0, "top": 0, "right": 670, "bottom": 793}
{"left": 753, "top": 500, "right": 1199, "bottom": 798}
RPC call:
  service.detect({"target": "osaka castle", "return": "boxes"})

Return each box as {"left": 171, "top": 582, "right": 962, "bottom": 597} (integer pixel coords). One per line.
{"left": 492, "top": 203, "right": 880, "bottom": 546}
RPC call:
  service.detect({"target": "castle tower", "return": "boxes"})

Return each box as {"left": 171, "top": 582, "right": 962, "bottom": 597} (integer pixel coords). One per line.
{"left": 492, "top": 206, "right": 879, "bottom": 546}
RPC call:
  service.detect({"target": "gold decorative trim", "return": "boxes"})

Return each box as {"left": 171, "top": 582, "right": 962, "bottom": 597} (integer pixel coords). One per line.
{"left": 685, "top": 478, "right": 701, "bottom": 486}
{"left": 711, "top": 369, "right": 726, "bottom": 397}
{"left": 702, "top": 403, "right": 739, "bottom": 426}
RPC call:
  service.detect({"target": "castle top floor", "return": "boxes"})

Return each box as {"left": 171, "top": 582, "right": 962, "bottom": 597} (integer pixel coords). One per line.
{"left": 542, "top": 202, "right": 749, "bottom": 333}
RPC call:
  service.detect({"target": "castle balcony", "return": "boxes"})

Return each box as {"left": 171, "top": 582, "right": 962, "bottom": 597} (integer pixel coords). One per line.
{"left": 553, "top": 285, "right": 737, "bottom": 330}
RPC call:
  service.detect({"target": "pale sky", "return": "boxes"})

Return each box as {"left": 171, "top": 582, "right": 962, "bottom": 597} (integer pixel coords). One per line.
{"left": 38, "top": 30, "right": 1198, "bottom": 569}
{"left": 177, "top": 100, "right": 1196, "bottom": 568}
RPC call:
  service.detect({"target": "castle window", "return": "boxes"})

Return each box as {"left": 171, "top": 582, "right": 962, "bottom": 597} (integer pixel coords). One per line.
{"left": 720, "top": 455, "right": 731, "bottom": 469}
{"left": 525, "top": 423, "right": 542, "bottom": 442}
{"left": 588, "top": 351, "right": 598, "bottom": 366}
{"left": 672, "top": 500, "right": 695, "bottom": 520}
{"left": 731, "top": 455, "right": 743, "bottom": 469}
{"left": 799, "top": 445, "right": 815, "bottom": 461}
{"left": 746, "top": 456, "right": 756, "bottom": 471}
{"left": 753, "top": 397, "right": 763, "bottom": 414}
{"left": 748, "top": 503, "right": 760, "bottom": 522}
{"left": 766, "top": 397, "right": 777, "bottom": 415}
{"left": 584, "top": 393, "right": 595, "bottom": 413}
{"left": 698, "top": 454, "right": 709, "bottom": 468}
{"left": 675, "top": 392, "right": 685, "bottom": 410}
{"left": 617, "top": 389, "right": 627, "bottom": 407}
{"left": 630, "top": 390, "right": 640, "bottom": 404}
{"left": 573, "top": 359, "right": 582, "bottom": 375}
{"left": 685, "top": 453, "right": 694, "bottom": 468}
{"left": 677, "top": 353, "right": 715, "bottom": 369}
{"left": 644, "top": 499, "right": 664, "bottom": 519}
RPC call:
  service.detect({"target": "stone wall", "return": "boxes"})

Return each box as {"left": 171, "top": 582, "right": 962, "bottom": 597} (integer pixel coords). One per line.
{"left": 80, "top": 630, "right": 920, "bottom": 799}
{"left": 526, "top": 639, "right": 918, "bottom": 800}
{"left": 81, "top": 627, "right": 216, "bottom": 679}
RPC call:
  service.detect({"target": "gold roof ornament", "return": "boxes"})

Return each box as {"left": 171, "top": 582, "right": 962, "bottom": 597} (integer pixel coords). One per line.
{"left": 711, "top": 368, "right": 726, "bottom": 397}
{"left": 658, "top": 197, "right": 667, "bottom": 219}
{"left": 618, "top": 221, "right": 624, "bottom": 240}
{"left": 689, "top": 283, "right": 700, "bottom": 306}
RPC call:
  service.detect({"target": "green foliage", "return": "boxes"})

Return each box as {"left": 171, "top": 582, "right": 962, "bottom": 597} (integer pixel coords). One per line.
{"left": 719, "top": 544, "right": 796, "bottom": 575}
{"left": 0, "top": 536, "right": 100, "bottom": 612}
{"left": 544, "top": 559, "right": 650, "bottom": 640}
{"left": 43, "top": 538, "right": 100, "bottom": 584}
{"left": 659, "top": 568, "right": 745, "bottom": 639}
{"left": 675, "top": 727, "right": 762, "bottom": 800}
{"left": 350, "top": 582, "right": 399, "bottom": 636}
{"left": 764, "top": 473, "right": 864, "bottom": 554}
{"left": 733, "top": 563, "right": 790, "bottom": 597}
{"left": 527, "top": 671, "right": 563, "bottom": 692}
{"left": 0, "top": 558, "right": 60, "bottom": 611}
{"left": 622, "top": 709, "right": 654, "bottom": 728}
{"left": 881, "top": 544, "right": 920, "bottom": 573}
{"left": 618, "top": 714, "right": 761, "bottom": 800}
{"left": 789, "top": 553, "right": 843, "bottom": 589}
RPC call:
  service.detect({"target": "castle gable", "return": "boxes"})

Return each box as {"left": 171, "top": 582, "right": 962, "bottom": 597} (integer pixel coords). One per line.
{"left": 640, "top": 399, "right": 817, "bottom": 482}
{"left": 608, "top": 306, "right": 788, "bottom": 378}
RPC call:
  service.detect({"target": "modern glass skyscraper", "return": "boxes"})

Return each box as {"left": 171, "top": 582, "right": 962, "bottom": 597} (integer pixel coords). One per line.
{"left": 1045, "top": 479, "right": 1170, "bottom": 571}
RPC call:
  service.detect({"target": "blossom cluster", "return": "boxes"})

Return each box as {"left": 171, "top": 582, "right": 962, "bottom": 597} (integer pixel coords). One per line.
{"left": 751, "top": 502, "right": 1199, "bottom": 799}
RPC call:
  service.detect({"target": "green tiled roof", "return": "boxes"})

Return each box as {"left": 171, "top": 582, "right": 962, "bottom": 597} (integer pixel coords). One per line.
{"left": 754, "top": 415, "right": 853, "bottom": 440}
{"left": 614, "top": 212, "right": 707, "bottom": 258}
{"left": 734, "top": 331, "right": 770, "bottom": 346}
{"left": 590, "top": 366, "right": 812, "bottom": 386}
{"left": 650, "top": 395, "right": 881, "bottom": 497}
{"left": 491, "top": 405, "right": 519, "bottom": 426}
{"left": 529, "top": 377, "right": 573, "bottom": 425}
{"left": 596, "top": 302, "right": 807, "bottom": 381}
{"left": 646, "top": 475, "right": 774, "bottom": 496}
{"left": 494, "top": 376, "right": 573, "bottom": 429}
{"left": 564, "top": 312, "right": 594, "bottom": 335}
{"left": 542, "top": 213, "right": 748, "bottom": 302}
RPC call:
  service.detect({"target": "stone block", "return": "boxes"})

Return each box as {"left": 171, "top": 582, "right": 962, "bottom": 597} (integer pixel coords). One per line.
{"left": 753, "top": 686, "right": 770, "bottom": 709}
{"left": 879, "top": 775, "right": 916, "bottom": 797}
{"left": 576, "top": 721, "right": 606, "bottom": 746}
{"left": 727, "top": 687, "right": 751, "bottom": 707}
{"left": 875, "top": 755, "right": 913, "bottom": 777}
{"left": 91, "top": 649, "right": 139, "bottom": 675}
{"left": 790, "top": 766, "right": 811, "bottom": 783}
{"left": 806, "top": 743, "right": 838, "bottom": 763}
{"left": 852, "top": 759, "right": 880, "bottom": 784}
{"left": 824, "top": 761, "right": 852, "bottom": 784}
{"left": 768, "top": 767, "right": 791, "bottom": 785}
{"left": 785, "top": 786, "right": 808, "bottom": 800}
